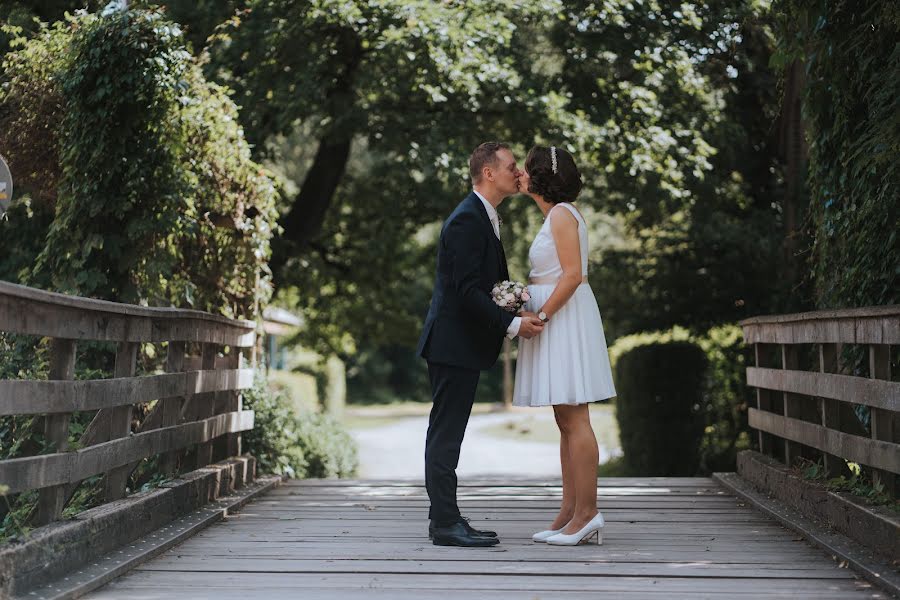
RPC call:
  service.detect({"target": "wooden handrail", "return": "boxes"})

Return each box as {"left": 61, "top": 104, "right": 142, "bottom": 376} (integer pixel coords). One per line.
{"left": 0, "top": 280, "right": 256, "bottom": 345}
{"left": 741, "top": 306, "right": 899, "bottom": 498}
{"left": 741, "top": 305, "right": 899, "bottom": 344}
{"left": 740, "top": 305, "right": 900, "bottom": 324}
{"left": 0, "top": 280, "right": 258, "bottom": 525}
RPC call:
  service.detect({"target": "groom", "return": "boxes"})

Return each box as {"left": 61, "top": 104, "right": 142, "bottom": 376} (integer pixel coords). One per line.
{"left": 416, "top": 142, "right": 545, "bottom": 547}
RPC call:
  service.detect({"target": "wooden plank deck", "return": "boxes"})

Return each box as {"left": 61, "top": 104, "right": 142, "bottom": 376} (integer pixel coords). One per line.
{"left": 85, "top": 477, "right": 887, "bottom": 599}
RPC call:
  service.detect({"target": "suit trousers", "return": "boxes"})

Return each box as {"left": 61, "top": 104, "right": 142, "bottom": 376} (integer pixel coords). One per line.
{"left": 424, "top": 360, "right": 480, "bottom": 526}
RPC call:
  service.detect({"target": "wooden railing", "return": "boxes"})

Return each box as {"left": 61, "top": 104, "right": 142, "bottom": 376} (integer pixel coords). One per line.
{"left": 741, "top": 306, "right": 899, "bottom": 497}
{"left": 0, "top": 281, "right": 257, "bottom": 525}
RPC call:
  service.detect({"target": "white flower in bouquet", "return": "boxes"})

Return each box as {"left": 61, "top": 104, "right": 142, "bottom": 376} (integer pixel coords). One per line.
{"left": 491, "top": 279, "right": 531, "bottom": 313}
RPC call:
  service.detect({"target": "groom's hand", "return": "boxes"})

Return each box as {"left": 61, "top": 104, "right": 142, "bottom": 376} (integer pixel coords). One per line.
{"left": 518, "top": 316, "right": 544, "bottom": 339}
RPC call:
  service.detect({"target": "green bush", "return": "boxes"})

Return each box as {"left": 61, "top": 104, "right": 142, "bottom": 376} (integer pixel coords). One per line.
{"left": 0, "top": 6, "right": 279, "bottom": 317}
{"left": 694, "top": 325, "right": 753, "bottom": 473}
{"left": 241, "top": 373, "right": 358, "bottom": 479}
{"left": 610, "top": 325, "right": 752, "bottom": 475}
{"left": 614, "top": 341, "right": 707, "bottom": 476}
{"left": 772, "top": 2, "right": 898, "bottom": 310}
{"left": 0, "top": 5, "right": 280, "bottom": 531}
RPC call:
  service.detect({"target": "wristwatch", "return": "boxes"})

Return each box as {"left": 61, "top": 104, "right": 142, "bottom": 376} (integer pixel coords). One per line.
{"left": 538, "top": 311, "right": 549, "bottom": 323}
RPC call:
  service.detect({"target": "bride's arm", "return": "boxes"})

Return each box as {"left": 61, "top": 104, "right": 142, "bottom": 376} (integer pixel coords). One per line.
{"left": 537, "top": 208, "right": 582, "bottom": 319}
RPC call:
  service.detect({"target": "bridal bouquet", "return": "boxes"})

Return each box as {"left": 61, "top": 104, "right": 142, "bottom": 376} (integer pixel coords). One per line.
{"left": 492, "top": 280, "right": 530, "bottom": 314}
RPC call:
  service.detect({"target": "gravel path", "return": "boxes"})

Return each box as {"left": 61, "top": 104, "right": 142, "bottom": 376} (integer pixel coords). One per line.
{"left": 348, "top": 408, "right": 621, "bottom": 479}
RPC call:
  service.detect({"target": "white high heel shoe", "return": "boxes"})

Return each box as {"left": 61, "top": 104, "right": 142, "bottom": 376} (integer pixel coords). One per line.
{"left": 545, "top": 512, "right": 604, "bottom": 546}
{"left": 532, "top": 527, "right": 565, "bottom": 543}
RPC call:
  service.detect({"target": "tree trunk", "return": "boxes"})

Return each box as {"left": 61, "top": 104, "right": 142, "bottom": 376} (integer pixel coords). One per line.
{"left": 274, "top": 134, "right": 353, "bottom": 256}
{"left": 778, "top": 59, "right": 807, "bottom": 294}
{"left": 270, "top": 31, "right": 363, "bottom": 280}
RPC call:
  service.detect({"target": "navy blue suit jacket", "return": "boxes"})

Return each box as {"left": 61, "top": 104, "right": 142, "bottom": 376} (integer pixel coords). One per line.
{"left": 416, "top": 192, "right": 515, "bottom": 371}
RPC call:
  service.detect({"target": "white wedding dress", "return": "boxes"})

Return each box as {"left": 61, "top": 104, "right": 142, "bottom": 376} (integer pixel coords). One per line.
{"left": 512, "top": 203, "right": 617, "bottom": 406}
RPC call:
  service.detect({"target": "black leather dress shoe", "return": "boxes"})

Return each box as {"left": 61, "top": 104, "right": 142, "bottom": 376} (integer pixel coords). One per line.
{"left": 430, "top": 521, "right": 500, "bottom": 547}
{"left": 428, "top": 517, "right": 497, "bottom": 539}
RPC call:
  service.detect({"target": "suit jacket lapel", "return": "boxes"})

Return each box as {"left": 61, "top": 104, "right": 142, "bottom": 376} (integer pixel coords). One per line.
{"left": 468, "top": 192, "right": 494, "bottom": 236}
{"left": 468, "top": 193, "right": 506, "bottom": 271}
{"left": 497, "top": 239, "right": 509, "bottom": 280}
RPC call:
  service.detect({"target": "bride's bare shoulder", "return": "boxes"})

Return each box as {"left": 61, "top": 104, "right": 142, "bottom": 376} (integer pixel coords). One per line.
{"left": 548, "top": 204, "right": 579, "bottom": 226}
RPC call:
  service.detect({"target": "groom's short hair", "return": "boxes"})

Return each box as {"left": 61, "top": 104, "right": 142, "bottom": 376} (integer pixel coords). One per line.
{"left": 469, "top": 141, "right": 510, "bottom": 183}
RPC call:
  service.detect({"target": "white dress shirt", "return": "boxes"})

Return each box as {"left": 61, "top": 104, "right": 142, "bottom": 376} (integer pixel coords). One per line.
{"left": 473, "top": 189, "right": 521, "bottom": 339}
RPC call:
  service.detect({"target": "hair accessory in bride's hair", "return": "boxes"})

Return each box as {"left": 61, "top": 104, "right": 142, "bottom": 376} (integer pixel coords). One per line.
{"left": 550, "top": 146, "right": 558, "bottom": 174}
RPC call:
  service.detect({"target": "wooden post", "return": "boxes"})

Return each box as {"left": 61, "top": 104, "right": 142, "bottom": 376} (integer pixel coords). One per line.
{"left": 818, "top": 343, "right": 850, "bottom": 478}
{"left": 34, "top": 338, "right": 76, "bottom": 525}
{"left": 104, "top": 341, "right": 139, "bottom": 500}
{"left": 755, "top": 344, "right": 776, "bottom": 458}
{"left": 781, "top": 344, "right": 802, "bottom": 468}
{"left": 159, "top": 341, "right": 186, "bottom": 476}
{"left": 214, "top": 348, "right": 243, "bottom": 463}
{"left": 502, "top": 338, "right": 513, "bottom": 409}
{"left": 869, "top": 344, "right": 896, "bottom": 498}
{"left": 191, "top": 343, "right": 219, "bottom": 469}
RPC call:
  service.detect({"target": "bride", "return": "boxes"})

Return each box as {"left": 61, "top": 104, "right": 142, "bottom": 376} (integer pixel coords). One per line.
{"left": 512, "top": 145, "right": 617, "bottom": 546}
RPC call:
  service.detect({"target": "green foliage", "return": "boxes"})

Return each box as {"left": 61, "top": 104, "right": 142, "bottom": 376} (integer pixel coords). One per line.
{"left": 773, "top": 2, "right": 899, "bottom": 309}
{"left": 0, "top": 490, "right": 36, "bottom": 542}
{"left": 205, "top": 0, "right": 555, "bottom": 151}
{"left": 797, "top": 458, "right": 898, "bottom": 511}
{"left": 694, "top": 325, "right": 753, "bottom": 472}
{"left": 0, "top": 5, "right": 278, "bottom": 317}
{"left": 61, "top": 475, "right": 104, "bottom": 519}
{"left": 200, "top": 0, "right": 561, "bottom": 356}
{"left": 194, "top": 0, "right": 791, "bottom": 359}
{"left": 0, "top": 1, "right": 105, "bottom": 56}
{"left": 549, "top": 1, "right": 731, "bottom": 215}
{"left": 610, "top": 325, "right": 752, "bottom": 475}
{"left": 0, "top": 335, "right": 119, "bottom": 538}
{"left": 292, "top": 410, "right": 359, "bottom": 479}
{"left": 596, "top": 455, "right": 632, "bottom": 478}
{"left": 241, "top": 373, "right": 358, "bottom": 479}
{"left": 0, "top": 334, "right": 50, "bottom": 495}
{"left": 0, "top": 4, "right": 278, "bottom": 532}
{"left": 614, "top": 341, "right": 707, "bottom": 476}
{"left": 571, "top": 3, "right": 796, "bottom": 337}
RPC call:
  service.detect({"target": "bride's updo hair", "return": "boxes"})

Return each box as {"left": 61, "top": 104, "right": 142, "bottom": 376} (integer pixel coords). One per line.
{"left": 525, "top": 146, "right": 583, "bottom": 204}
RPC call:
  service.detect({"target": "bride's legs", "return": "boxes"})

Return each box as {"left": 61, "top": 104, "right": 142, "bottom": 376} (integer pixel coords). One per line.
{"left": 555, "top": 404, "right": 599, "bottom": 534}
{"left": 549, "top": 406, "right": 576, "bottom": 529}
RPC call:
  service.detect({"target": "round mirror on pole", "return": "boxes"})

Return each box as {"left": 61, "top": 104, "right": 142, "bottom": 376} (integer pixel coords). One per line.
{"left": 0, "top": 154, "right": 12, "bottom": 217}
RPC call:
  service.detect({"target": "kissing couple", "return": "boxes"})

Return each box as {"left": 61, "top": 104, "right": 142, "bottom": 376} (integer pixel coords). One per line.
{"left": 417, "top": 142, "right": 617, "bottom": 547}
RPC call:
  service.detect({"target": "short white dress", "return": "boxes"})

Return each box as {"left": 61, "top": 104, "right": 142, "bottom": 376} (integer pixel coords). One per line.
{"left": 512, "top": 203, "right": 617, "bottom": 406}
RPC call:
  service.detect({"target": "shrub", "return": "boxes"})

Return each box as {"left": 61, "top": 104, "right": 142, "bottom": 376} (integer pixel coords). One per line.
{"left": 614, "top": 341, "right": 707, "bottom": 476}
{"left": 773, "top": 2, "right": 898, "bottom": 310}
{"left": 241, "top": 373, "right": 358, "bottom": 479}
{"left": 0, "top": 6, "right": 279, "bottom": 318}
{"left": 694, "top": 325, "right": 753, "bottom": 473}
{"left": 0, "top": 5, "right": 279, "bottom": 531}
{"left": 610, "top": 325, "right": 752, "bottom": 475}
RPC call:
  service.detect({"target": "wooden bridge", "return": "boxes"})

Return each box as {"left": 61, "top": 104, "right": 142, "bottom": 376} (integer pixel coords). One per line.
{"left": 0, "top": 281, "right": 897, "bottom": 599}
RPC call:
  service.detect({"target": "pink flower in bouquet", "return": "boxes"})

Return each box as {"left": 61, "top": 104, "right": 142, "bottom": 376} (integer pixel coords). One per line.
{"left": 491, "top": 280, "right": 530, "bottom": 314}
